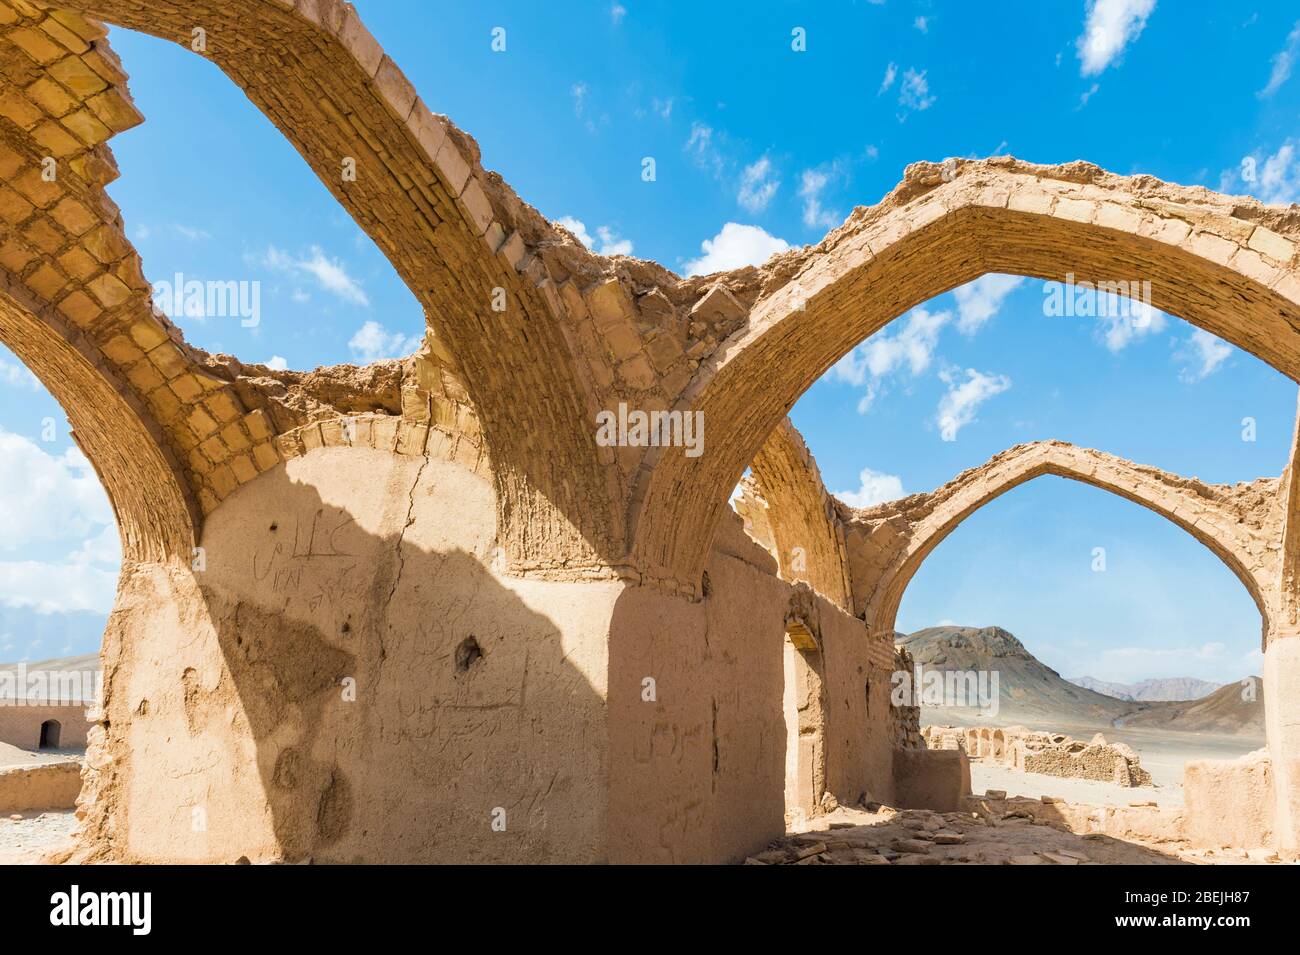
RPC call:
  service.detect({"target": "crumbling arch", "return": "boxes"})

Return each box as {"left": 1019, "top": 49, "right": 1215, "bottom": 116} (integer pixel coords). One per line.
{"left": 858, "top": 441, "right": 1275, "bottom": 638}
{"left": 629, "top": 158, "right": 1300, "bottom": 591}
{"left": 735, "top": 418, "right": 853, "bottom": 613}
{"left": 56, "top": 0, "right": 624, "bottom": 572}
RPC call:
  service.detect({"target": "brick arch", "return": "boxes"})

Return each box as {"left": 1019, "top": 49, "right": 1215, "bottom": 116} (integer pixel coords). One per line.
{"left": 0, "top": 4, "right": 206, "bottom": 560}
{"left": 735, "top": 418, "right": 853, "bottom": 613}
{"left": 628, "top": 157, "right": 1300, "bottom": 591}
{"left": 52, "top": 0, "right": 634, "bottom": 575}
{"left": 846, "top": 441, "right": 1278, "bottom": 638}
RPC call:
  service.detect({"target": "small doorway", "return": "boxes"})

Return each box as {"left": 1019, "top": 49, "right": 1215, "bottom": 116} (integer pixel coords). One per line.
{"left": 39, "top": 719, "right": 61, "bottom": 750}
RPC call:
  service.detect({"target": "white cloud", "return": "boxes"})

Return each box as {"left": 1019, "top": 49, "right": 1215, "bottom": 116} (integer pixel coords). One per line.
{"left": 832, "top": 307, "right": 950, "bottom": 412}
{"left": 898, "top": 68, "right": 935, "bottom": 117}
{"left": 683, "top": 223, "right": 791, "bottom": 275}
{"left": 1260, "top": 21, "right": 1300, "bottom": 97}
{"left": 348, "top": 320, "right": 420, "bottom": 362}
{"left": 557, "top": 216, "right": 634, "bottom": 256}
{"left": 1258, "top": 142, "right": 1300, "bottom": 204}
{"left": 0, "top": 429, "right": 119, "bottom": 615}
{"left": 878, "top": 62, "right": 897, "bottom": 95}
{"left": 798, "top": 167, "right": 840, "bottom": 230}
{"left": 610, "top": 3, "right": 626, "bottom": 24}
{"left": 0, "top": 358, "right": 38, "bottom": 391}
{"left": 1219, "top": 141, "right": 1300, "bottom": 204}
{"left": 936, "top": 368, "right": 1011, "bottom": 441}
{"left": 953, "top": 274, "right": 1024, "bottom": 334}
{"left": 265, "top": 355, "right": 288, "bottom": 371}
{"left": 835, "top": 467, "right": 905, "bottom": 508}
{"left": 1077, "top": 0, "right": 1156, "bottom": 76}
{"left": 1096, "top": 298, "right": 1168, "bottom": 351}
{"left": 1178, "top": 329, "right": 1232, "bottom": 382}
{"left": 914, "top": 16, "right": 929, "bottom": 33}
{"left": 0, "top": 560, "right": 118, "bottom": 614}
{"left": 652, "top": 97, "right": 673, "bottom": 121}
{"left": 258, "top": 246, "right": 369, "bottom": 306}
{"left": 738, "top": 156, "right": 780, "bottom": 213}
{"left": 571, "top": 82, "right": 588, "bottom": 117}
{"left": 0, "top": 430, "right": 113, "bottom": 553}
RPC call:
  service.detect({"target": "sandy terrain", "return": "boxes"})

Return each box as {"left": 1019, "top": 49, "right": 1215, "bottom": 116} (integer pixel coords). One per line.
{"left": 0, "top": 810, "right": 77, "bottom": 864}
{"left": 0, "top": 741, "right": 81, "bottom": 768}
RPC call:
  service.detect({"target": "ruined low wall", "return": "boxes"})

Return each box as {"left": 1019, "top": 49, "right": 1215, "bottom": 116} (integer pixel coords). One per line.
{"left": 1184, "top": 750, "right": 1275, "bottom": 850}
{"left": 0, "top": 760, "right": 82, "bottom": 813}
{"left": 924, "top": 725, "right": 1153, "bottom": 787}
{"left": 966, "top": 793, "right": 1187, "bottom": 845}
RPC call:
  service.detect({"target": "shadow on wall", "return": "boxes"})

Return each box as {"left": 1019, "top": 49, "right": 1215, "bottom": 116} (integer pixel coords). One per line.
{"left": 86, "top": 448, "right": 609, "bottom": 864}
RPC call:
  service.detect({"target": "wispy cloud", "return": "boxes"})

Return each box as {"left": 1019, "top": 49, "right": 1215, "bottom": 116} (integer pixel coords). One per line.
{"left": 610, "top": 3, "right": 627, "bottom": 25}
{"left": 832, "top": 306, "right": 950, "bottom": 412}
{"left": 898, "top": 68, "right": 936, "bottom": 117}
{"left": 683, "top": 223, "right": 790, "bottom": 276}
{"left": 878, "top": 62, "right": 897, "bottom": 95}
{"left": 1177, "top": 329, "right": 1232, "bottom": 382}
{"left": 0, "top": 358, "right": 38, "bottom": 391}
{"left": 798, "top": 166, "right": 841, "bottom": 229}
{"left": 1077, "top": 0, "right": 1156, "bottom": 76}
{"left": 1260, "top": 21, "right": 1300, "bottom": 96}
{"left": 257, "top": 246, "right": 369, "bottom": 306}
{"left": 737, "top": 156, "right": 780, "bottom": 213}
{"left": 936, "top": 368, "right": 1011, "bottom": 441}
{"left": 1225, "top": 141, "right": 1300, "bottom": 204}
{"left": 953, "top": 274, "right": 1024, "bottom": 335}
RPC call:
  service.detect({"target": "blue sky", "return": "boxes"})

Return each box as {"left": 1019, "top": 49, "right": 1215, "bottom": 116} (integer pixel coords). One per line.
{"left": 2, "top": 1, "right": 1299, "bottom": 682}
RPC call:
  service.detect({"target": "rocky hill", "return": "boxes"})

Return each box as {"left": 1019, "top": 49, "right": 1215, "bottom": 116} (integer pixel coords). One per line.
{"left": 898, "top": 626, "right": 1261, "bottom": 736}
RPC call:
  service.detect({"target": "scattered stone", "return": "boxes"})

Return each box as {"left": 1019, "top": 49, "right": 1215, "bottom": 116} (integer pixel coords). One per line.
{"left": 1247, "top": 848, "right": 1279, "bottom": 863}
{"left": 1007, "top": 854, "right": 1044, "bottom": 865}
{"left": 1039, "top": 851, "right": 1080, "bottom": 865}
{"left": 985, "top": 790, "right": 1007, "bottom": 799}
{"left": 892, "top": 839, "right": 932, "bottom": 854}
{"left": 791, "top": 841, "right": 827, "bottom": 861}
{"left": 932, "top": 831, "right": 965, "bottom": 845}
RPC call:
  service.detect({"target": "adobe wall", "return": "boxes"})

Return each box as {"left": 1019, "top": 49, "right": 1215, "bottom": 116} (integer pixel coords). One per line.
{"left": 0, "top": 702, "right": 91, "bottom": 749}
{"left": 1184, "top": 750, "right": 1275, "bottom": 850}
{"left": 75, "top": 440, "right": 896, "bottom": 864}
{"left": 0, "top": 760, "right": 82, "bottom": 813}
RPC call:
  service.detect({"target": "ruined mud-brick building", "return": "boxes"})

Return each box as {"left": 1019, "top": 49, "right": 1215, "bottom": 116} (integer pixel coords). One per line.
{"left": 925, "top": 726, "right": 1154, "bottom": 787}
{"left": 4, "top": 0, "right": 1300, "bottom": 863}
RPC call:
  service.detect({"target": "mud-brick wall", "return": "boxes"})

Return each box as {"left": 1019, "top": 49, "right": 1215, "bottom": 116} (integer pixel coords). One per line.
{"left": 0, "top": 702, "right": 91, "bottom": 749}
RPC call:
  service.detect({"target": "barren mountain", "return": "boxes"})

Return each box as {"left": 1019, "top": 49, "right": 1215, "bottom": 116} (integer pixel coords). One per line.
{"left": 1068, "top": 675, "right": 1222, "bottom": 701}
{"left": 1115, "top": 679, "right": 1265, "bottom": 736}
{"left": 899, "top": 626, "right": 1261, "bottom": 736}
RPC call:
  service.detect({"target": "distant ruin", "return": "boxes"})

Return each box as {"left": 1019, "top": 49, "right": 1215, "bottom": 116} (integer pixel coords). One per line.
{"left": 2, "top": 0, "right": 1300, "bottom": 863}
{"left": 924, "top": 725, "right": 1154, "bottom": 787}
